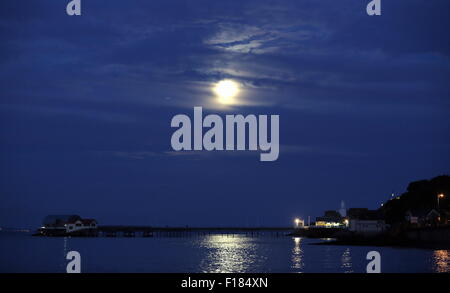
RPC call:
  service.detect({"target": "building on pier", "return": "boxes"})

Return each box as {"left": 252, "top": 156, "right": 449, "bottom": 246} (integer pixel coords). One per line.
{"left": 38, "top": 215, "right": 98, "bottom": 236}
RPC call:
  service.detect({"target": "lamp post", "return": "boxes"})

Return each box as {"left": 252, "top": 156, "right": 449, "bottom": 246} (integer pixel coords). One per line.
{"left": 437, "top": 193, "right": 445, "bottom": 210}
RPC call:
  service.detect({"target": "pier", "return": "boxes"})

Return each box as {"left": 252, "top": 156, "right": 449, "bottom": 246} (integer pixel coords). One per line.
{"left": 36, "top": 226, "right": 295, "bottom": 237}
{"left": 34, "top": 215, "right": 296, "bottom": 237}
{"left": 97, "top": 226, "right": 294, "bottom": 237}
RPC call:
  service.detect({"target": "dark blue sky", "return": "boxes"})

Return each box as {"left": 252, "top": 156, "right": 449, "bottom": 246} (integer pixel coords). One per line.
{"left": 1, "top": 0, "right": 449, "bottom": 228}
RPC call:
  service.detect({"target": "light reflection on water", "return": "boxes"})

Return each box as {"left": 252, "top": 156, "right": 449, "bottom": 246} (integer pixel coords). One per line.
{"left": 198, "top": 234, "right": 263, "bottom": 273}
{"left": 433, "top": 250, "right": 450, "bottom": 273}
{"left": 196, "top": 235, "right": 450, "bottom": 273}
{"left": 1, "top": 233, "right": 450, "bottom": 272}
{"left": 291, "top": 237, "right": 304, "bottom": 271}
{"left": 340, "top": 248, "right": 353, "bottom": 273}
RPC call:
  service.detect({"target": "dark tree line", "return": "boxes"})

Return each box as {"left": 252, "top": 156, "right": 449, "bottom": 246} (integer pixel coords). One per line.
{"left": 380, "top": 175, "right": 450, "bottom": 224}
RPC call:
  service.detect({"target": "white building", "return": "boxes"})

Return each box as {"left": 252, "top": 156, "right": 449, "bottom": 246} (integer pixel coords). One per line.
{"left": 294, "top": 218, "right": 305, "bottom": 228}
{"left": 348, "top": 219, "right": 386, "bottom": 234}
{"left": 41, "top": 215, "right": 98, "bottom": 234}
{"left": 65, "top": 219, "right": 97, "bottom": 233}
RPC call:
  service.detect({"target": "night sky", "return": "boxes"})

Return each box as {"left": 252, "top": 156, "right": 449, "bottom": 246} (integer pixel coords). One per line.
{"left": 1, "top": 0, "right": 449, "bottom": 228}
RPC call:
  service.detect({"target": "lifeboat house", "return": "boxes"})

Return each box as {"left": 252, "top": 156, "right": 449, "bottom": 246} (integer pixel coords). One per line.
{"left": 37, "top": 215, "right": 98, "bottom": 236}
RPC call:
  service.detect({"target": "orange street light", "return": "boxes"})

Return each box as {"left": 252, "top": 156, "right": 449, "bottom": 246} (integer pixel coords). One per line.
{"left": 437, "top": 193, "right": 445, "bottom": 210}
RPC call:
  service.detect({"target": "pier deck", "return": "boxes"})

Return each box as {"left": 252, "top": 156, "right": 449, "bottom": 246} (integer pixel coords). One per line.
{"left": 96, "top": 226, "right": 294, "bottom": 237}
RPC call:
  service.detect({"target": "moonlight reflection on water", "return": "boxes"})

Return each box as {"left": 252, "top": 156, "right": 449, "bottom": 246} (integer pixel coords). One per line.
{"left": 198, "top": 234, "right": 264, "bottom": 273}
{"left": 1, "top": 233, "right": 450, "bottom": 273}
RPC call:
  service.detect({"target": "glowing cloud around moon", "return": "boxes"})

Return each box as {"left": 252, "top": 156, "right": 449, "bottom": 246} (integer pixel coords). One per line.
{"left": 213, "top": 80, "right": 240, "bottom": 105}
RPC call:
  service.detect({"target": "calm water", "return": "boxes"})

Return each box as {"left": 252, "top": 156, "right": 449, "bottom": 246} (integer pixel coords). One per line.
{"left": 1, "top": 232, "right": 449, "bottom": 273}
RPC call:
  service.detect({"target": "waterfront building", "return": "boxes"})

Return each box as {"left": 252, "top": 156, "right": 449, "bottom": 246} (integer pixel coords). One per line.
{"left": 315, "top": 210, "right": 343, "bottom": 227}
{"left": 347, "top": 208, "right": 386, "bottom": 235}
{"left": 38, "top": 215, "right": 98, "bottom": 236}
{"left": 294, "top": 218, "right": 305, "bottom": 228}
{"left": 405, "top": 209, "right": 442, "bottom": 227}
{"left": 348, "top": 219, "right": 386, "bottom": 234}
{"left": 66, "top": 218, "right": 98, "bottom": 233}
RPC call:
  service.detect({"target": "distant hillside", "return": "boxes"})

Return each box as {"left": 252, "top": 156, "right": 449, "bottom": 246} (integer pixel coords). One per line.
{"left": 380, "top": 175, "right": 450, "bottom": 224}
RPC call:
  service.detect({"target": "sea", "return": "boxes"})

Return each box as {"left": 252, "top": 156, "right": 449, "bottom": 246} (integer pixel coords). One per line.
{"left": 0, "top": 232, "right": 449, "bottom": 273}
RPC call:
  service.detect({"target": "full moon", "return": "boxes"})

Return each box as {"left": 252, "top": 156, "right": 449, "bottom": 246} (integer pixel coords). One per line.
{"left": 213, "top": 80, "right": 240, "bottom": 105}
